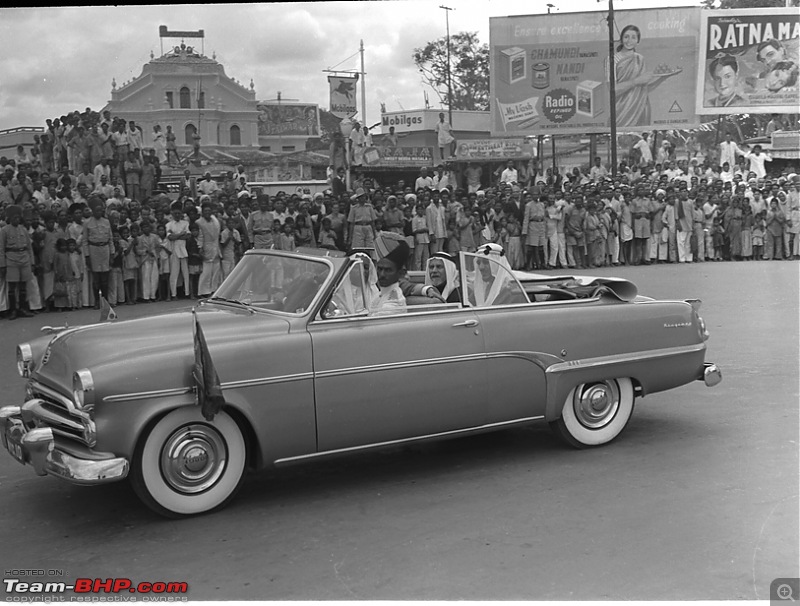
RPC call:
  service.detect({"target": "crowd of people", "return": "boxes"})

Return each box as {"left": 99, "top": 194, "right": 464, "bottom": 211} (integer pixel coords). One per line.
{"left": 1, "top": 106, "right": 798, "bottom": 320}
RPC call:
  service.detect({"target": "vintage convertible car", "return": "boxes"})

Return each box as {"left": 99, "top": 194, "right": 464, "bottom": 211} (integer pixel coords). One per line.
{"left": 1, "top": 248, "right": 721, "bottom": 517}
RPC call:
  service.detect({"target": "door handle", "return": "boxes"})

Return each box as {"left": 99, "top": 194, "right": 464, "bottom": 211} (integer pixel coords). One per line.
{"left": 452, "top": 319, "right": 478, "bottom": 328}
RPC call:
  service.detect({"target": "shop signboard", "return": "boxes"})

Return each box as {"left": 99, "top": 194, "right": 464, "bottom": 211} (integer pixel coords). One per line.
{"left": 490, "top": 7, "right": 701, "bottom": 135}
{"left": 696, "top": 8, "right": 800, "bottom": 115}
{"left": 455, "top": 138, "right": 535, "bottom": 160}
{"left": 362, "top": 146, "right": 434, "bottom": 167}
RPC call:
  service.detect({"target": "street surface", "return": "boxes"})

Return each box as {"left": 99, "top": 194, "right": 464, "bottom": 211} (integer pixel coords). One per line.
{"left": 0, "top": 261, "right": 797, "bottom": 600}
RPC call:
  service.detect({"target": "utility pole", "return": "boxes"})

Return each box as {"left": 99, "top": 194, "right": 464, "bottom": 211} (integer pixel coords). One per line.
{"left": 360, "top": 40, "right": 367, "bottom": 126}
{"left": 440, "top": 5, "right": 454, "bottom": 126}
{"left": 277, "top": 91, "right": 282, "bottom": 154}
{"left": 606, "top": 0, "right": 618, "bottom": 177}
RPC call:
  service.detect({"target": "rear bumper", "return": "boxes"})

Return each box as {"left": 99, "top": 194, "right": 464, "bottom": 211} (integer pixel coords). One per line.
{"left": 0, "top": 404, "right": 129, "bottom": 485}
{"left": 700, "top": 363, "right": 722, "bottom": 387}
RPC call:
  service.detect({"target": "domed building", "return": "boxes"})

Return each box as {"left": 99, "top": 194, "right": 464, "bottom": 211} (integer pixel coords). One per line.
{"left": 106, "top": 40, "right": 259, "bottom": 160}
{"left": 103, "top": 29, "right": 326, "bottom": 183}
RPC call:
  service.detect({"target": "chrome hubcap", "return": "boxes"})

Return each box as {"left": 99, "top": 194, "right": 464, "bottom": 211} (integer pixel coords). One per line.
{"left": 573, "top": 381, "right": 621, "bottom": 429}
{"left": 161, "top": 424, "right": 227, "bottom": 494}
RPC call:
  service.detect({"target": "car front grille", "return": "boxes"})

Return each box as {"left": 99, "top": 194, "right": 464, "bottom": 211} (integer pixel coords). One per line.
{"left": 26, "top": 381, "right": 94, "bottom": 446}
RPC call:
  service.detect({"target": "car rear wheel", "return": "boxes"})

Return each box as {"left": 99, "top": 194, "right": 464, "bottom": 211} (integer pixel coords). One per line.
{"left": 131, "top": 407, "right": 246, "bottom": 517}
{"left": 550, "top": 378, "right": 634, "bottom": 448}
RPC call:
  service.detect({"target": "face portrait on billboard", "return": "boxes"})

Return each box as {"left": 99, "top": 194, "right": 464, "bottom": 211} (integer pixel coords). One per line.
{"left": 708, "top": 53, "right": 745, "bottom": 107}
{"left": 764, "top": 61, "right": 799, "bottom": 93}
{"left": 756, "top": 39, "right": 787, "bottom": 71}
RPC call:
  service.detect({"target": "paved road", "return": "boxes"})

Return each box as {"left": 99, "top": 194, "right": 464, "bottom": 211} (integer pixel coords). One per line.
{"left": 0, "top": 261, "right": 797, "bottom": 600}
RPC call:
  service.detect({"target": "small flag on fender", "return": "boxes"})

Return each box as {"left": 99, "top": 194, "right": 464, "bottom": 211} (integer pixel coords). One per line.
{"left": 192, "top": 310, "right": 225, "bottom": 421}
{"left": 99, "top": 295, "right": 117, "bottom": 322}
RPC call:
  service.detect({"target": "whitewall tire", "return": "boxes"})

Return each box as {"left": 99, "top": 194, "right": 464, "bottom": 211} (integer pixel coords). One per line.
{"left": 550, "top": 378, "right": 635, "bottom": 448}
{"left": 131, "top": 407, "right": 246, "bottom": 517}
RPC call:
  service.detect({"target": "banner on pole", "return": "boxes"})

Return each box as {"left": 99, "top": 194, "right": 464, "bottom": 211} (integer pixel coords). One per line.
{"left": 696, "top": 8, "right": 800, "bottom": 115}
{"left": 490, "top": 7, "right": 701, "bottom": 136}
{"left": 328, "top": 75, "right": 359, "bottom": 119}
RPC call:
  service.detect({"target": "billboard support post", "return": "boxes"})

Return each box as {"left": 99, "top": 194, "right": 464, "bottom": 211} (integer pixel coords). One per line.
{"left": 607, "top": 0, "right": 618, "bottom": 177}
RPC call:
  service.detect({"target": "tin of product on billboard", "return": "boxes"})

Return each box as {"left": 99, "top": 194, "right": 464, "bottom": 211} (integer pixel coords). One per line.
{"left": 490, "top": 7, "right": 701, "bottom": 136}
{"left": 696, "top": 8, "right": 800, "bottom": 115}
{"left": 532, "top": 63, "right": 550, "bottom": 89}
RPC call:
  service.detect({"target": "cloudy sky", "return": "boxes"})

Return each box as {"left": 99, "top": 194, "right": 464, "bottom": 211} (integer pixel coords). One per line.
{"left": 0, "top": 0, "right": 702, "bottom": 132}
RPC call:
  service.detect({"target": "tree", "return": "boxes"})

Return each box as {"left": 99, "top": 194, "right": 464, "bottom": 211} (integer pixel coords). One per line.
{"left": 413, "top": 31, "right": 489, "bottom": 112}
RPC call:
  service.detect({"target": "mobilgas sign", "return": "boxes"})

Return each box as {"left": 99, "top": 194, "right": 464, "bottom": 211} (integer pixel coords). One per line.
{"left": 381, "top": 112, "right": 430, "bottom": 133}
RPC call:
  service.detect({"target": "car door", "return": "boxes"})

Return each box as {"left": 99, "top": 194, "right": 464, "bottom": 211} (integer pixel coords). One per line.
{"left": 308, "top": 266, "right": 488, "bottom": 452}
{"left": 461, "top": 252, "right": 549, "bottom": 424}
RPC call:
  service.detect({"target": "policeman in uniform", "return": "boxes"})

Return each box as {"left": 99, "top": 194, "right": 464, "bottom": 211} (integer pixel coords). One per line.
{"left": 0, "top": 204, "right": 35, "bottom": 319}
{"left": 82, "top": 196, "right": 114, "bottom": 309}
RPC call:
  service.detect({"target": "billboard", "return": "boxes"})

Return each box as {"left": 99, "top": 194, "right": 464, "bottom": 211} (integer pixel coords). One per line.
{"left": 328, "top": 75, "right": 359, "bottom": 119}
{"left": 696, "top": 8, "right": 800, "bottom": 115}
{"left": 257, "top": 103, "right": 320, "bottom": 137}
{"left": 490, "top": 8, "right": 701, "bottom": 136}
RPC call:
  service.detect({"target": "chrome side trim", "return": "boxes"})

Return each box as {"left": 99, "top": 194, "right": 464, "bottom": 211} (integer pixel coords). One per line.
{"left": 103, "top": 387, "right": 193, "bottom": 403}
{"left": 546, "top": 343, "right": 705, "bottom": 374}
{"left": 102, "top": 373, "right": 315, "bottom": 403}
{"left": 311, "top": 305, "right": 467, "bottom": 325}
{"left": 222, "top": 373, "right": 314, "bottom": 389}
{"left": 102, "top": 345, "right": 703, "bottom": 403}
{"left": 314, "top": 353, "right": 487, "bottom": 379}
{"left": 274, "top": 415, "right": 546, "bottom": 465}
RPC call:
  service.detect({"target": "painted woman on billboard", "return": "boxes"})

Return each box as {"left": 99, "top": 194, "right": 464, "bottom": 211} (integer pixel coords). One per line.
{"left": 610, "top": 24, "right": 682, "bottom": 127}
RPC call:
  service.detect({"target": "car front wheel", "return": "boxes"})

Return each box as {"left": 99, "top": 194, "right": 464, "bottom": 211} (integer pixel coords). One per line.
{"left": 550, "top": 378, "right": 634, "bottom": 448}
{"left": 131, "top": 407, "right": 246, "bottom": 517}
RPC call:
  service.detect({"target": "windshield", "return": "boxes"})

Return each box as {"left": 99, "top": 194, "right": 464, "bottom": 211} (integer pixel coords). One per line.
{"left": 213, "top": 252, "right": 332, "bottom": 314}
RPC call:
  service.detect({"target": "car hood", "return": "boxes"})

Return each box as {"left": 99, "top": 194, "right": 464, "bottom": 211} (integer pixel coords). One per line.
{"left": 32, "top": 306, "right": 292, "bottom": 397}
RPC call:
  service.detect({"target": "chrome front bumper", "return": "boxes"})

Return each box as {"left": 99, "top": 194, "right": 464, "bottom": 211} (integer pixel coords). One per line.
{"left": 0, "top": 404, "right": 129, "bottom": 484}
{"left": 700, "top": 363, "right": 722, "bottom": 387}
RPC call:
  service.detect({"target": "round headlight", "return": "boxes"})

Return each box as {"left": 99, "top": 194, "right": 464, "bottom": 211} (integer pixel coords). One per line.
{"left": 73, "top": 369, "right": 95, "bottom": 410}
{"left": 17, "top": 344, "right": 33, "bottom": 378}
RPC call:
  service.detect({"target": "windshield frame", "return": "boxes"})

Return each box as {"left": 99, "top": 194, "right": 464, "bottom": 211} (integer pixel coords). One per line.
{"left": 207, "top": 249, "right": 340, "bottom": 318}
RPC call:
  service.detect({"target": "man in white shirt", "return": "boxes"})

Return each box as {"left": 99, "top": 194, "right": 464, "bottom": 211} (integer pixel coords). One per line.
{"left": 719, "top": 162, "right": 734, "bottom": 183}
{"left": 718, "top": 134, "right": 746, "bottom": 169}
{"left": 633, "top": 134, "right": 653, "bottom": 166}
{"left": 663, "top": 161, "right": 683, "bottom": 182}
{"left": 166, "top": 205, "right": 191, "bottom": 299}
{"left": 414, "top": 167, "right": 434, "bottom": 191}
{"left": 198, "top": 172, "right": 219, "bottom": 197}
{"left": 745, "top": 145, "right": 772, "bottom": 179}
{"left": 432, "top": 165, "right": 451, "bottom": 191}
{"left": 126, "top": 121, "right": 143, "bottom": 155}
{"left": 500, "top": 161, "right": 519, "bottom": 184}
{"left": 465, "top": 163, "right": 483, "bottom": 193}
{"left": 94, "top": 175, "right": 114, "bottom": 199}
{"left": 93, "top": 159, "right": 111, "bottom": 185}
{"left": 589, "top": 157, "right": 608, "bottom": 182}
{"left": 233, "top": 165, "right": 248, "bottom": 188}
